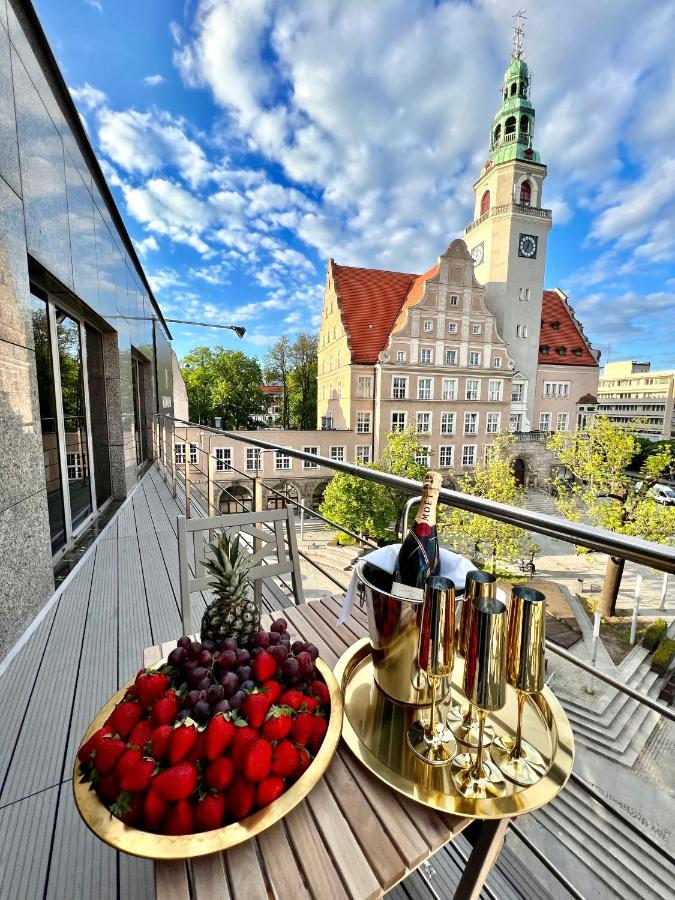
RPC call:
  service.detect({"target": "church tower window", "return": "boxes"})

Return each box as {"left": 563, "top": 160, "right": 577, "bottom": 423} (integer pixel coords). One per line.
{"left": 510, "top": 82, "right": 517, "bottom": 96}
{"left": 520, "top": 115, "right": 529, "bottom": 134}
{"left": 493, "top": 123, "right": 501, "bottom": 144}
{"left": 520, "top": 180, "right": 531, "bottom": 206}
{"left": 480, "top": 190, "right": 490, "bottom": 216}
{"left": 505, "top": 116, "right": 516, "bottom": 136}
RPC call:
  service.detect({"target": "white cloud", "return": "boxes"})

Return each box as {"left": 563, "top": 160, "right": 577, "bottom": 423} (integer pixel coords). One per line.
{"left": 146, "top": 267, "right": 186, "bottom": 292}
{"left": 144, "top": 74, "right": 166, "bottom": 86}
{"left": 84, "top": 0, "right": 103, "bottom": 12}
{"left": 69, "top": 82, "right": 107, "bottom": 112}
{"left": 135, "top": 235, "right": 159, "bottom": 256}
{"left": 124, "top": 178, "right": 213, "bottom": 254}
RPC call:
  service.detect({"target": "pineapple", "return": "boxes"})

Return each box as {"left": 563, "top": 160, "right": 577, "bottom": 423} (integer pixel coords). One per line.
{"left": 200, "top": 532, "right": 260, "bottom": 647}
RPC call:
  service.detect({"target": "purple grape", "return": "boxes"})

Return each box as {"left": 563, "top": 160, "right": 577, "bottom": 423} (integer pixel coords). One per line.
{"left": 280, "top": 634, "right": 291, "bottom": 646}
{"left": 218, "top": 650, "right": 237, "bottom": 670}
{"left": 251, "top": 647, "right": 264, "bottom": 659}
{"left": 270, "top": 644, "right": 288, "bottom": 663}
{"left": 206, "top": 683, "right": 224, "bottom": 703}
{"left": 291, "top": 641, "right": 306, "bottom": 655}
{"left": 282, "top": 657, "right": 300, "bottom": 678}
{"left": 193, "top": 700, "right": 211, "bottom": 723}
{"left": 236, "top": 665, "right": 252, "bottom": 683}
{"left": 202, "top": 639, "right": 216, "bottom": 652}
{"left": 177, "top": 635, "right": 191, "bottom": 649}
{"left": 307, "top": 644, "right": 319, "bottom": 661}
{"left": 229, "top": 690, "right": 245, "bottom": 710}
{"left": 271, "top": 618, "right": 288, "bottom": 634}
{"left": 197, "top": 649, "right": 212, "bottom": 666}
{"left": 240, "top": 679, "right": 255, "bottom": 692}
{"left": 183, "top": 658, "right": 198, "bottom": 673}
{"left": 185, "top": 690, "right": 201, "bottom": 708}
{"left": 220, "top": 671, "right": 238, "bottom": 696}
{"left": 168, "top": 646, "right": 187, "bottom": 667}
{"left": 175, "top": 709, "right": 191, "bottom": 721}
{"left": 220, "top": 637, "right": 238, "bottom": 652}
{"left": 268, "top": 631, "right": 280, "bottom": 645}
{"left": 254, "top": 630, "right": 270, "bottom": 648}
{"left": 187, "top": 666, "right": 207, "bottom": 686}
{"left": 188, "top": 641, "right": 203, "bottom": 659}
{"left": 296, "top": 680, "right": 308, "bottom": 693}
{"left": 235, "top": 648, "right": 250, "bottom": 666}
{"left": 212, "top": 699, "right": 231, "bottom": 715}
{"left": 296, "top": 651, "right": 313, "bottom": 676}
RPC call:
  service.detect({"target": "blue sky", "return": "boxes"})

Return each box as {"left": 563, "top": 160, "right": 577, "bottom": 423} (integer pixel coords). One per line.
{"left": 35, "top": 0, "right": 675, "bottom": 368}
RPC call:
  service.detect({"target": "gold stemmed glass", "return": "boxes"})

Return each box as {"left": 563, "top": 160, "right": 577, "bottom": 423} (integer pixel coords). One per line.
{"left": 491, "top": 585, "right": 548, "bottom": 785}
{"left": 451, "top": 593, "right": 508, "bottom": 799}
{"left": 407, "top": 576, "right": 457, "bottom": 766}
{"left": 449, "top": 571, "right": 497, "bottom": 748}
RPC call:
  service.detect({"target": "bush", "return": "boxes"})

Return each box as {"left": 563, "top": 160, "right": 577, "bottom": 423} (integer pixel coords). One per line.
{"left": 336, "top": 531, "right": 356, "bottom": 546}
{"left": 651, "top": 638, "right": 675, "bottom": 676}
{"left": 643, "top": 618, "right": 668, "bottom": 651}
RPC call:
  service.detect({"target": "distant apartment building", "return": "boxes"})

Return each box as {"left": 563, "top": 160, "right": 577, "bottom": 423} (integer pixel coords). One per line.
{"left": 252, "top": 384, "right": 284, "bottom": 426}
{"left": 597, "top": 361, "right": 675, "bottom": 441}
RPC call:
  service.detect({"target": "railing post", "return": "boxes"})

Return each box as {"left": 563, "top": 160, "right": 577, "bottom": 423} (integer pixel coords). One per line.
{"left": 586, "top": 610, "right": 602, "bottom": 695}
{"left": 251, "top": 474, "right": 264, "bottom": 610}
{"left": 170, "top": 420, "right": 177, "bottom": 499}
{"left": 660, "top": 572, "right": 668, "bottom": 610}
{"left": 162, "top": 417, "right": 168, "bottom": 483}
{"left": 630, "top": 574, "right": 642, "bottom": 645}
{"left": 184, "top": 428, "right": 191, "bottom": 519}
{"left": 207, "top": 436, "right": 215, "bottom": 515}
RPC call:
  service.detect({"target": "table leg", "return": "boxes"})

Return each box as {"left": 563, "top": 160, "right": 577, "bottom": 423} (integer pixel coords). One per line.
{"left": 452, "top": 818, "right": 509, "bottom": 900}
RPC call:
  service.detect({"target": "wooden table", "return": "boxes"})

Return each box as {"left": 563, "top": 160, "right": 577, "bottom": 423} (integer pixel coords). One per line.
{"left": 144, "top": 597, "right": 509, "bottom": 900}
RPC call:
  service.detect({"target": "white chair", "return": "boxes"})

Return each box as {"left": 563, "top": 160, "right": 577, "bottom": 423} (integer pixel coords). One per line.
{"left": 176, "top": 507, "right": 305, "bottom": 634}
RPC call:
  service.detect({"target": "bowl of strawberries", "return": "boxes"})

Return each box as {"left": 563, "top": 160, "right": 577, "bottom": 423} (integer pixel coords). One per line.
{"left": 73, "top": 618, "right": 342, "bottom": 858}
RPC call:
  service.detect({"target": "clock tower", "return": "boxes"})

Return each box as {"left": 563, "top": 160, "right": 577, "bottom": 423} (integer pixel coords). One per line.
{"left": 464, "top": 17, "right": 551, "bottom": 431}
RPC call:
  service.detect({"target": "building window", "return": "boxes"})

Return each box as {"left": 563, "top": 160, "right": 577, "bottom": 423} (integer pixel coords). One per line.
{"left": 303, "top": 446, "right": 319, "bottom": 469}
{"left": 67, "top": 452, "right": 82, "bottom": 480}
{"left": 423, "top": 320, "right": 433, "bottom": 332}
{"left": 464, "top": 412, "right": 478, "bottom": 435}
{"left": 174, "top": 443, "right": 186, "bottom": 465}
{"left": 396, "top": 351, "right": 406, "bottom": 362}
{"left": 441, "top": 378, "right": 457, "bottom": 400}
{"left": 539, "top": 413, "right": 551, "bottom": 431}
{"left": 439, "top": 445, "right": 454, "bottom": 468}
{"left": 465, "top": 379, "right": 480, "bottom": 401}
{"left": 516, "top": 324, "right": 528, "bottom": 338}
{"left": 447, "top": 350, "right": 458, "bottom": 366}
{"left": 420, "top": 348, "right": 433, "bottom": 364}
{"left": 357, "top": 411, "right": 372, "bottom": 433}
{"left": 480, "top": 190, "right": 490, "bottom": 216}
{"left": 449, "top": 294, "right": 459, "bottom": 306}
{"left": 520, "top": 180, "right": 531, "bottom": 206}
{"left": 544, "top": 382, "right": 570, "bottom": 398}
{"left": 488, "top": 379, "right": 503, "bottom": 401}
{"left": 391, "top": 412, "right": 406, "bottom": 432}
{"left": 416, "top": 412, "right": 431, "bottom": 434}
{"left": 448, "top": 322, "right": 458, "bottom": 334}
{"left": 357, "top": 376, "right": 372, "bottom": 398}
{"left": 510, "top": 413, "right": 523, "bottom": 432}
{"left": 540, "top": 345, "right": 549, "bottom": 355}
{"left": 189, "top": 444, "right": 198, "bottom": 465}
{"left": 484, "top": 444, "right": 495, "bottom": 464}
{"left": 486, "top": 412, "right": 500, "bottom": 434}
{"left": 356, "top": 445, "right": 371, "bottom": 464}
{"left": 216, "top": 448, "right": 232, "bottom": 471}
{"left": 415, "top": 446, "right": 431, "bottom": 466}
{"left": 469, "top": 351, "right": 481, "bottom": 367}
{"left": 441, "top": 412, "right": 455, "bottom": 435}
{"left": 330, "top": 446, "right": 345, "bottom": 462}
{"left": 557, "top": 347, "right": 567, "bottom": 356}
{"left": 246, "top": 448, "right": 259, "bottom": 471}
{"left": 557, "top": 413, "right": 569, "bottom": 432}
{"left": 462, "top": 445, "right": 476, "bottom": 466}
{"left": 392, "top": 376, "right": 407, "bottom": 399}
{"left": 472, "top": 324, "right": 482, "bottom": 335}
{"left": 493, "top": 357, "right": 502, "bottom": 368}
{"left": 321, "top": 415, "right": 333, "bottom": 430}
{"left": 512, "top": 383, "right": 525, "bottom": 403}
{"left": 418, "top": 377, "right": 433, "bottom": 400}
{"left": 275, "top": 451, "right": 291, "bottom": 470}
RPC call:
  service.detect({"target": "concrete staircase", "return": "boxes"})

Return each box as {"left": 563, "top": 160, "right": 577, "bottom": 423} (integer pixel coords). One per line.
{"left": 526, "top": 491, "right": 561, "bottom": 516}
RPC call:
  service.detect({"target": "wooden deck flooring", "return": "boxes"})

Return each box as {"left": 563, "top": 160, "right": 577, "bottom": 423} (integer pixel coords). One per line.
{"left": 0, "top": 467, "right": 549, "bottom": 900}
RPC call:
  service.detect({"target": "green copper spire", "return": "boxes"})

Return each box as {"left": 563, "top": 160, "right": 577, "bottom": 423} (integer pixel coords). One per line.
{"left": 488, "top": 13, "right": 540, "bottom": 165}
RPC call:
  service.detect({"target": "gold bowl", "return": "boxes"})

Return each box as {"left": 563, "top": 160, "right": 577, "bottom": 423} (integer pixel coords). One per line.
{"left": 73, "top": 657, "right": 343, "bottom": 859}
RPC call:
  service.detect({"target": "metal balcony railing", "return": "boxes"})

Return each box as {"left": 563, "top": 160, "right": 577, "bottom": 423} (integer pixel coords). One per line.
{"left": 153, "top": 413, "right": 675, "bottom": 898}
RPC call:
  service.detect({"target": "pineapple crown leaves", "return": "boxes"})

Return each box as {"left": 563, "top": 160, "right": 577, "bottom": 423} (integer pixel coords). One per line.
{"left": 204, "top": 532, "right": 254, "bottom": 588}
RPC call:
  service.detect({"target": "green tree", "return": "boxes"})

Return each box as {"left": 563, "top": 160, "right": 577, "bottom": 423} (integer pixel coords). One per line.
{"left": 264, "top": 336, "right": 292, "bottom": 429}
{"left": 181, "top": 346, "right": 265, "bottom": 429}
{"left": 320, "top": 429, "right": 428, "bottom": 543}
{"left": 438, "top": 433, "right": 536, "bottom": 572}
{"left": 288, "top": 332, "right": 318, "bottom": 430}
{"left": 547, "top": 417, "right": 675, "bottom": 616}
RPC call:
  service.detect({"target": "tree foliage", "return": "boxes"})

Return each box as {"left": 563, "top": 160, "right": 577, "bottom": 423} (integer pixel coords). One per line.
{"left": 438, "top": 433, "right": 536, "bottom": 570}
{"left": 265, "top": 333, "right": 318, "bottom": 430}
{"left": 319, "top": 429, "right": 428, "bottom": 544}
{"left": 264, "top": 336, "right": 292, "bottom": 429}
{"left": 181, "top": 346, "right": 265, "bottom": 429}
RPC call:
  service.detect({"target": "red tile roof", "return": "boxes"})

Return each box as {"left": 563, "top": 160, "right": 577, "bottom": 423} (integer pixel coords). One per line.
{"left": 331, "top": 262, "right": 416, "bottom": 364}
{"left": 392, "top": 263, "right": 441, "bottom": 333}
{"left": 260, "top": 384, "right": 282, "bottom": 394}
{"left": 539, "top": 290, "right": 598, "bottom": 367}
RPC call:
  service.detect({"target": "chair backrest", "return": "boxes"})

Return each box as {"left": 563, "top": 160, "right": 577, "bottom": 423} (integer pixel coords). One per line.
{"left": 177, "top": 506, "right": 305, "bottom": 634}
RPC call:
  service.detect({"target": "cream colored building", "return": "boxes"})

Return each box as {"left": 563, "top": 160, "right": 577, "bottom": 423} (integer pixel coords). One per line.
{"left": 597, "top": 361, "right": 675, "bottom": 441}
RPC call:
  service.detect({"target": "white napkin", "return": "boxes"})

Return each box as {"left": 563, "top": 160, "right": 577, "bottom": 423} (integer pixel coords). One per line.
{"left": 338, "top": 544, "right": 475, "bottom": 625}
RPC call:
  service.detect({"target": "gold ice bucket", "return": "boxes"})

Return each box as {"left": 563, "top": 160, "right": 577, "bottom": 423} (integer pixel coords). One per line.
{"left": 356, "top": 559, "right": 449, "bottom": 707}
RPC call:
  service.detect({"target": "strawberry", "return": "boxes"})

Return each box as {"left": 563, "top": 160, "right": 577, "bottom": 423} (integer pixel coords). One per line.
{"left": 127, "top": 719, "right": 154, "bottom": 751}
{"left": 187, "top": 731, "right": 206, "bottom": 763}
{"left": 78, "top": 725, "right": 114, "bottom": 765}
{"left": 110, "top": 791, "right": 142, "bottom": 825}
{"left": 195, "top": 793, "right": 226, "bottom": 832}
{"left": 164, "top": 800, "right": 194, "bottom": 835}
{"left": 295, "top": 747, "right": 312, "bottom": 779}
{"left": 271, "top": 740, "right": 298, "bottom": 778}
{"left": 107, "top": 700, "right": 143, "bottom": 739}
{"left": 242, "top": 692, "right": 270, "bottom": 729}
{"left": 227, "top": 776, "right": 255, "bottom": 820}
{"left": 93, "top": 736, "right": 126, "bottom": 774}
{"left": 142, "top": 789, "right": 168, "bottom": 831}
{"left": 243, "top": 738, "right": 272, "bottom": 783}
{"left": 301, "top": 695, "right": 318, "bottom": 713}
{"left": 135, "top": 670, "right": 170, "bottom": 708}
{"left": 252, "top": 651, "right": 277, "bottom": 683}
{"left": 153, "top": 762, "right": 198, "bottom": 802}
{"left": 205, "top": 756, "right": 234, "bottom": 791}
{"left": 309, "top": 680, "right": 330, "bottom": 707}
{"left": 230, "top": 726, "right": 258, "bottom": 770}
{"left": 280, "top": 690, "right": 304, "bottom": 711}
{"left": 115, "top": 748, "right": 142, "bottom": 780}
{"left": 95, "top": 773, "right": 121, "bottom": 804}
{"left": 151, "top": 691, "right": 179, "bottom": 726}
{"left": 261, "top": 680, "right": 282, "bottom": 704}
{"left": 205, "top": 714, "right": 235, "bottom": 761}
{"left": 262, "top": 706, "right": 293, "bottom": 742}
{"left": 119, "top": 756, "right": 156, "bottom": 792}
{"left": 309, "top": 716, "right": 328, "bottom": 753}
{"left": 290, "top": 712, "right": 314, "bottom": 747}
{"left": 149, "top": 724, "right": 173, "bottom": 761}
{"left": 168, "top": 720, "right": 199, "bottom": 765}
{"left": 256, "top": 776, "right": 285, "bottom": 809}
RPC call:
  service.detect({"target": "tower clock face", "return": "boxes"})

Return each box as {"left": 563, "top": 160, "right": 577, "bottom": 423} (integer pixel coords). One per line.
{"left": 471, "top": 242, "right": 484, "bottom": 266}
{"left": 518, "top": 234, "right": 538, "bottom": 258}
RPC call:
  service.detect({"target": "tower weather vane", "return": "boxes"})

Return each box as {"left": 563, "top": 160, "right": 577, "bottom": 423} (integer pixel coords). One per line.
{"left": 512, "top": 10, "right": 526, "bottom": 60}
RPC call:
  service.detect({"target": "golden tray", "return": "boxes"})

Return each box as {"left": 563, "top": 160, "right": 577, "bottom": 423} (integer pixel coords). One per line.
{"left": 335, "top": 638, "right": 573, "bottom": 820}
{"left": 73, "top": 657, "right": 343, "bottom": 859}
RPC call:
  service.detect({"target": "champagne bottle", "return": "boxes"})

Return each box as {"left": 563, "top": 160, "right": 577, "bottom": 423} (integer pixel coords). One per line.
{"left": 391, "top": 471, "right": 442, "bottom": 601}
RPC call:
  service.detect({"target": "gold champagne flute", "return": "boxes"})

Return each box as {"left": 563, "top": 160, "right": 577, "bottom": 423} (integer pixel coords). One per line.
{"left": 491, "top": 585, "right": 548, "bottom": 785}
{"left": 407, "top": 576, "right": 457, "bottom": 766}
{"left": 449, "top": 570, "right": 497, "bottom": 748}
{"left": 451, "top": 593, "right": 508, "bottom": 799}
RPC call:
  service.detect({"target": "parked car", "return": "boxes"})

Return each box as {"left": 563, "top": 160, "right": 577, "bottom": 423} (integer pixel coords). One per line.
{"left": 651, "top": 484, "right": 675, "bottom": 506}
